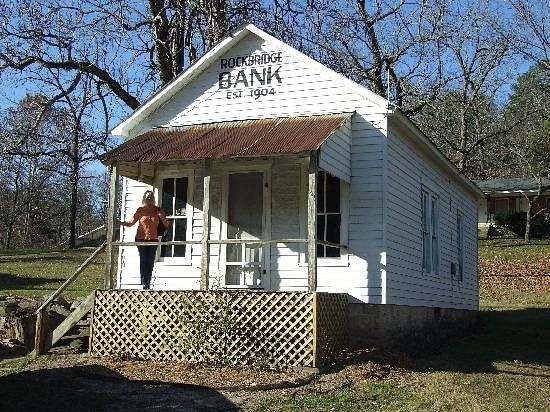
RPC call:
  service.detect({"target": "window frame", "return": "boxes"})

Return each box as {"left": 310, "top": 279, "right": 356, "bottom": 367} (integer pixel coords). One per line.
{"left": 299, "top": 165, "right": 349, "bottom": 267}
{"left": 456, "top": 210, "right": 465, "bottom": 281}
{"left": 154, "top": 171, "right": 194, "bottom": 266}
{"left": 421, "top": 186, "right": 440, "bottom": 276}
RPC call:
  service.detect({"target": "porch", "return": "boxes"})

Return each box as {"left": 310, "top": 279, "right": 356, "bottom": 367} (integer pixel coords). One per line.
{"left": 101, "top": 114, "right": 353, "bottom": 292}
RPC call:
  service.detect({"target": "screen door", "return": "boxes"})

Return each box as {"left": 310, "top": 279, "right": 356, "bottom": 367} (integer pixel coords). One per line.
{"left": 225, "top": 172, "right": 264, "bottom": 287}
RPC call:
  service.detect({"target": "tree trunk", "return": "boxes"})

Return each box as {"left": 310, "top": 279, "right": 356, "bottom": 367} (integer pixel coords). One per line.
{"left": 68, "top": 128, "right": 79, "bottom": 249}
{"left": 525, "top": 202, "right": 532, "bottom": 244}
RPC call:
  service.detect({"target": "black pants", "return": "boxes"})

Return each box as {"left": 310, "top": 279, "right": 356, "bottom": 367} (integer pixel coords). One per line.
{"left": 137, "top": 243, "right": 157, "bottom": 289}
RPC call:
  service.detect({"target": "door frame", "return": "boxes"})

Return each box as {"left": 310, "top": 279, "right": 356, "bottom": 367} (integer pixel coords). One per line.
{"left": 220, "top": 162, "right": 271, "bottom": 289}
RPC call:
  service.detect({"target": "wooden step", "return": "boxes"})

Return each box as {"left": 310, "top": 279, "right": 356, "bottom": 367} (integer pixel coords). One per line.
{"left": 44, "top": 292, "right": 95, "bottom": 351}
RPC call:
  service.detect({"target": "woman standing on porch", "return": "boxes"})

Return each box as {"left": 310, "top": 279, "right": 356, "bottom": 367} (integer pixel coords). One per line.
{"left": 118, "top": 190, "right": 171, "bottom": 289}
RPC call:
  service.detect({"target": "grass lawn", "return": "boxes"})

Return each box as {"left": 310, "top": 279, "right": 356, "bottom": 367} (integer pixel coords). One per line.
{"left": 0, "top": 239, "right": 549, "bottom": 411}
{"left": 0, "top": 247, "right": 104, "bottom": 300}
{"left": 479, "top": 238, "right": 550, "bottom": 261}
{"left": 247, "top": 308, "right": 550, "bottom": 411}
{"left": 248, "top": 238, "right": 550, "bottom": 411}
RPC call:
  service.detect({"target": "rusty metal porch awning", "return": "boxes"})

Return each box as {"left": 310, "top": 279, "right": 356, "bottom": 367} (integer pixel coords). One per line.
{"left": 101, "top": 113, "right": 352, "bottom": 164}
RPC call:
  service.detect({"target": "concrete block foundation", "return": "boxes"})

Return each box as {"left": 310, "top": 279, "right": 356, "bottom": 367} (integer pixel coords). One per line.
{"left": 348, "top": 303, "right": 478, "bottom": 350}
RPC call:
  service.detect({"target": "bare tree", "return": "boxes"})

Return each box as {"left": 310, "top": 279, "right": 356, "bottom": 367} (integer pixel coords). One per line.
{"left": 272, "top": 0, "right": 452, "bottom": 115}
{"left": 507, "top": 0, "right": 549, "bottom": 70}
{"left": 411, "top": 2, "right": 538, "bottom": 177}
{"left": 0, "top": 0, "right": 263, "bottom": 113}
{"left": 0, "top": 95, "right": 65, "bottom": 247}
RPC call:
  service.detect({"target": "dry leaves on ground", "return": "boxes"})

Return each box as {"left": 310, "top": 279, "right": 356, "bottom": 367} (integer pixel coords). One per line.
{"left": 479, "top": 257, "right": 550, "bottom": 291}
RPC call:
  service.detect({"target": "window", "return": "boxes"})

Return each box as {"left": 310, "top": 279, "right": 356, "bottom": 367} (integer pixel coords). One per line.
{"left": 160, "top": 176, "right": 190, "bottom": 259}
{"left": 494, "top": 198, "right": 509, "bottom": 216}
{"left": 317, "top": 171, "right": 341, "bottom": 258}
{"left": 421, "top": 188, "right": 439, "bottom": 275}
{"left": 457, "top": 211, "right": 464, "bottom": 281}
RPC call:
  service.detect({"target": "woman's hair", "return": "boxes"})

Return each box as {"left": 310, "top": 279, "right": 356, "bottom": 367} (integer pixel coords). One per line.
{"left": 142, "top": 190, "right": 155, "bottom": 203}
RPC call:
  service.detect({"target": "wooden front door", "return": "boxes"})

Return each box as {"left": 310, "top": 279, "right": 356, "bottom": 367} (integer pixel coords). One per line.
{"left": 223, "top": 171, "right": 266, "bottom": 288}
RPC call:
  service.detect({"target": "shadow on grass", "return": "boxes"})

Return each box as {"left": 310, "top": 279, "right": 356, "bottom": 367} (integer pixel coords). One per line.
{"left": 0, "top": 254, "right": 90, "bottom": 263}
{"left": 414, "top": 308, "right": 550, "bottom": 375}
{"left": 0, "top": 364, "right": 237, "bottom": 411}
{"left": 0, "top": 273, "right": 65, "bottom": 289}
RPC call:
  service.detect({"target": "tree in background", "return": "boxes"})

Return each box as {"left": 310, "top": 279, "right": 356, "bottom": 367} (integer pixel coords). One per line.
{"left": 506, "top": 62, "right": 550, "bottom": 242}
{"left": 0, "top": 94, "right": 105, "bottom": 248}
{"left": 0, "top": 0, "right": 549, "bottom": 246}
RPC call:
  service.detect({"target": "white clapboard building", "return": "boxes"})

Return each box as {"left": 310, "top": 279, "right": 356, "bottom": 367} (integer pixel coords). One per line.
{"left": 102, "top": 23, "right": 482, "bottom": 314}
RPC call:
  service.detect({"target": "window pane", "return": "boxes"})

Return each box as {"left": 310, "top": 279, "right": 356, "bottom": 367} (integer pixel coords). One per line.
{"left": 317, "top": 215, "right": 325, "bottom": 241}
{"left": 326, "top": 247, "right": 340, "bottom": 257}
{"left": 432, "top": 237, "right": 438, "bottom": 274}
{"left": 325, "top": 174, "right": 340, "bottom": 213}
{"left": 317, "top": 171, "right": 325, "bottom": 213}
{"left": 431, "top": 196, "right": 438, "bottom": 274}
{"left": 228, "top": 172, "right": 263, "bottom": 238}
{"left": 421, "top": 191, "right": 428, "bottom": 230}
{"left": 243, "top": 266, "right": 261, "bottom": 287}
{"left": 245, "top": 244, "right": 262, "bottom": 263}
{"left": 317, "top": 214, "right": 325, "bottom": 257}
{"left": 225, "top": 266, "right": 241, "bottom": 285}
{"left": 317, "top": 244, "right": 325, "bottom": 258}
{"left": 326, "top": 212, "right": 341, "bottom": 258}
{"left": 161, "top": 218, "right": 174, "bottom": 257}
{"left": 162, "top": 178, "right": 174, "bottom": 216}
{"left": 174, "top": 177, "right": 188, "bottom": 216}
{"left": 173, "top": 219, "right": 187, "bottom": 257}
{"left": 431, "top": 198, "right": 438, "bottom": 236}
{"left": 226, "top": 243, "right": 241, "bottom": 262}
{"left": 494, "top": 199, "right": 509, "bottom": 216}
{"left": 326, "top": 214, "right": 341, "bottom": 244}
{"left": 424, "top": 231, "right": 431, "bottom": 273}
{"left": 458, "top": 213, "right": 464, "bottom": 279}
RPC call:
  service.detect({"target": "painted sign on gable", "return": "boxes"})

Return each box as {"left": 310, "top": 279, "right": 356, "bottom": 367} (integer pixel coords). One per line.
{"left": 218, "top": 52, "right": 283, "bottom": 100}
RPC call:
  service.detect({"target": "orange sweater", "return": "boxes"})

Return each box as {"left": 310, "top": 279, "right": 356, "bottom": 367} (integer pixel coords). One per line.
{"left": 125, "top": 206, "right": 170, "bottom": 240}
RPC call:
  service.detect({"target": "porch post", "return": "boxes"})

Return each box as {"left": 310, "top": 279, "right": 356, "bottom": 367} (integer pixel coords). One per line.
{"left": 307, "top": 153, "right": 318, "bottom": 292}
{"left": 200, "top": 161, "right": 211, "bottom": 290}
{"left": 104, "top": 164, "right": 119, "bottom": 289}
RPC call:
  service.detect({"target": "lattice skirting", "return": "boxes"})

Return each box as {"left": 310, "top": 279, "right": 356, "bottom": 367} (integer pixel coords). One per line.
{"left": 90, "top": 290, "right": 348, "bottom": 367}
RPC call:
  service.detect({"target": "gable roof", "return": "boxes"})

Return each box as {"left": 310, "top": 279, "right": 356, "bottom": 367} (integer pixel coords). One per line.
{"left": 475, "top": 177, "right": 550, "bottom": 194}
{"left": 111, "top": 23, "right": 388, "bottom": 137}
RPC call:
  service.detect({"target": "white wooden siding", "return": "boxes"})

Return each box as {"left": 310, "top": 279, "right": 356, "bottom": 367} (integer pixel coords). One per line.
{"left": 319, "top": 117, "right": 352, "bottom": 182}
{"left": 127, "top": 33, "right": 382, "bottom": 137}
{"left": 385, "top": 119, "right": 479, "bottom": 310}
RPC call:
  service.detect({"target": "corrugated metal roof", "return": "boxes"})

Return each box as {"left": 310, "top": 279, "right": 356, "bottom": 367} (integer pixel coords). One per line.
{"left": 101, "top": 113, "right": 352, "bottom": 163}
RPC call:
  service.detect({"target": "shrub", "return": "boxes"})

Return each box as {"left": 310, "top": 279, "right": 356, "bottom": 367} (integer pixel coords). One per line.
{"left": 499, "top": 212, "right": 550, "bottom": 238}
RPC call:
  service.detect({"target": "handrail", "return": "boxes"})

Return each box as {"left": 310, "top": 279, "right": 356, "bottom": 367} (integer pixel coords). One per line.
{"left": 59, "top": 225, "right": 106, "bottom": 245}
{"left": 35, "top": 241, "right": 107, "bottom": 315}
{"left": 112, "top": 239, "right": 347, "bottom": 249}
